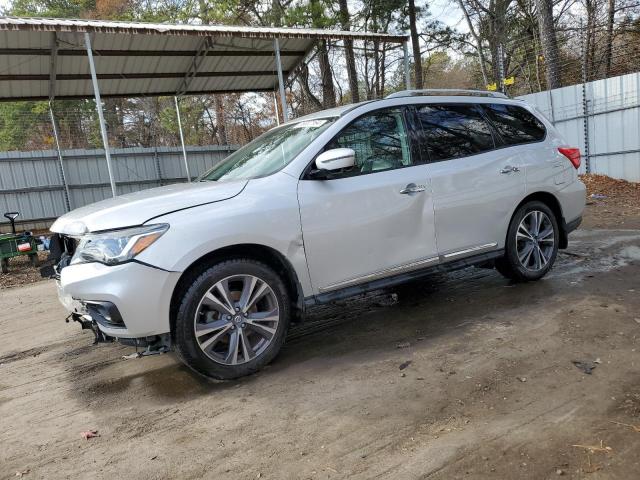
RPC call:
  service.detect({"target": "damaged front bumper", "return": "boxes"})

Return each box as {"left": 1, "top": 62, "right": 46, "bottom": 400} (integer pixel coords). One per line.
{"left": 57, "top": 274, "right": 173, "bottom": 355}
{"left": 47, "top": 241, "right": 182, "bottom": 355}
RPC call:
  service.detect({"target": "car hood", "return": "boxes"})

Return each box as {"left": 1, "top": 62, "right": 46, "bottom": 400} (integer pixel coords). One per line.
{"left": 51, "top": 180, "right": 248, "bottom": 234}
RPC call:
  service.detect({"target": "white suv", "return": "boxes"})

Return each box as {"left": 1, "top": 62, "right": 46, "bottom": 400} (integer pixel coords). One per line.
{"left": 48, "top": 90, "right": 585, "bottom": 379}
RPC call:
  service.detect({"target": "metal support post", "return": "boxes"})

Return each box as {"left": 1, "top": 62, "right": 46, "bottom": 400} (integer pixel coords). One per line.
{"left": 273, "top": 38, "right": 289, "bottom": 122}
{"left": 84, "top": 32, "right": 117, "bottom": 197}
{"left": 580, "top": 22, "right": 591, "bottom": 173}
{"left": 547, "top": 90, "right": 556, "bottom": 123}
{"left": 497, "top": 44, "right": 505, "bottom": 93}
{"left": 49, "top": 102, "right": 72, "bottom": 211}
{"left": 273, "top": 91, "right": 280, "bottom": 126}
{"left": 403, "top": 40, "right": 411, "bottom": 90}
{"left": 174, "top": 96, "right": 191, "bottom": 182}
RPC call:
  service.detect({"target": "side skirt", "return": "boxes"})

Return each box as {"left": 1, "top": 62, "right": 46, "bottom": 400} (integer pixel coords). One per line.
{"left": 304, "top": 249, "right": 505, "bottom": 306}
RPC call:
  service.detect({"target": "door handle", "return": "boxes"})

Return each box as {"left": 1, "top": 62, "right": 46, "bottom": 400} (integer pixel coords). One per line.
{"left": 400, "top": 183, "right": 426, "bottom": 194}
{"left": 500, "top": 165, "right": 520, "bottom": 174}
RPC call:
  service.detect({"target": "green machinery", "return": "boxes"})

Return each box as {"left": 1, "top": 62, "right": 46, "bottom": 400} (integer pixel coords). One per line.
{"left": 0, "top": 212, "right": 40, "bottom": 273}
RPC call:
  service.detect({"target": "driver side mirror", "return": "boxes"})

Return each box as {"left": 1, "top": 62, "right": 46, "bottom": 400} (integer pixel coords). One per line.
{"left": 315, "top": 148, "right": 356, "bottom": 172}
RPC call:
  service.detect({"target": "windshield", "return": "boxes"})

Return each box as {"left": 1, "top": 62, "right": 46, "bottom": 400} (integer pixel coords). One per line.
{"left": 199, "top": 117, "right": 336, "bottom": 182}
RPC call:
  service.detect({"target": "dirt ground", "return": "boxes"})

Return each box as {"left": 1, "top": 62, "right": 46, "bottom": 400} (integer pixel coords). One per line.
{"left": 1, "top": 180, "right": 640, "bottom": 479}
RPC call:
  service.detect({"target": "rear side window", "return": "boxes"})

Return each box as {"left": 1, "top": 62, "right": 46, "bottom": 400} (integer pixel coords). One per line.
{"left": 416, "top": 104, "right": 495, "bottom": 162}
{"left": 482, "top": 103, "right": 546, "bottom": 145}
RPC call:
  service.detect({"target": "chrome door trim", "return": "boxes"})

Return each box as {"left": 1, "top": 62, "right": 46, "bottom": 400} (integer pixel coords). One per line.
{"left": 500, "top": 165, "right": 520, "bottom": 174}
{"left": 399, "top": 183, "right": 427, "bottom": 194}
{"left": 442, "top": 242, "right": 498, "bottom": 259}
{"left": 319, "top": 255, "right": 440, "bottom": 292}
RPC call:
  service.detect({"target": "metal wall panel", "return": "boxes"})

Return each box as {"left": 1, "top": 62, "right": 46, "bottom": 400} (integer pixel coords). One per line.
{"left": 518, "top": 72, "right": 640, "bottom": 181}
{"left": 0, "top": 145, "right": 235, "bottom": 228}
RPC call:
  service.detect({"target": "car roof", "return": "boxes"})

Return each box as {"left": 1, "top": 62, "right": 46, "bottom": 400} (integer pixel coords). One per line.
{"left": 288, "top": 90, "right": 525, "bottom": 125}
{"left": 291, "top": 101, "right": 375, "bottom": 123}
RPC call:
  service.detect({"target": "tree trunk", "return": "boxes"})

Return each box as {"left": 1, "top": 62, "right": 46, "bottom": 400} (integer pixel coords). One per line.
{"left": 214, "top": 96, "right": 227, "bottom": 145}
{"left": 297, "top": 63, "right": 323, "bottom": 111}
{"left": 373, "top": 38, "right": 380, "bottom": 97}
{"left": 584, "top": 0, "right": 597, "bottom": 81}
{"left": 197, "top": 2, "right": 227, "bottom": 145}
{"left": 534, "top": 0, "right": 562, "bottom": 88}
{"left": 457, "top": 0, "right": 489, "bottom": 86}
{"left": 605, "top": 0, "right": 615, "bottom": 76}
{"left": 338, "top": 0, "right": 359, "bottom": 103}
{"left": 310, "top": 0, "right": 336, "bottom": 108}
{"left": 317, "top": 40, "right": 336, "bottom": 108}
{"left": 408, "top": 0, "right": 423, "bottom": 89}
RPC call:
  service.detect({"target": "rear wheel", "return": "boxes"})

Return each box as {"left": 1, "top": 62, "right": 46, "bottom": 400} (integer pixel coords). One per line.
{"left": 174, "top": 259, "right": 291, "bottom": 380}
{"left": 496, "top": 201, "right": 559, "bottom": 282}
{"left": 1, "top": 258, "right": 8, "bottom": 273}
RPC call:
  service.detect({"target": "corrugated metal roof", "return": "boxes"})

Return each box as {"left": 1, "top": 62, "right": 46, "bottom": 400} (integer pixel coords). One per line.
{"left": 0, "top": 17, "right": 408, "bottom": 42}
{"left": 0, "top": 17, "right": 407, "bottom": 101}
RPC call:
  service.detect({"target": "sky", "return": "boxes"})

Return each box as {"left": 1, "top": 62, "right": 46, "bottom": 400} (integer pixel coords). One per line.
{"left": 0, "top": 0, "right": 466, "bottom": 32}
{"left": 431, "top": 0, "right": 466, "bottom": 32}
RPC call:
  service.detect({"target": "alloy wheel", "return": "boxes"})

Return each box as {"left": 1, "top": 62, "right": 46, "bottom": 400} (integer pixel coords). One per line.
{"left": 194, "top": 274, "right": 280, "bottom": 365}
{"left": 516, "top": 210, "right": 555, "bottom": 271}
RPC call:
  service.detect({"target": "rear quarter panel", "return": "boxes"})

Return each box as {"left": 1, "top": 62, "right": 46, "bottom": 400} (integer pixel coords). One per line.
{"left": 518, "top": 111, "right": 586, "bottom": 223}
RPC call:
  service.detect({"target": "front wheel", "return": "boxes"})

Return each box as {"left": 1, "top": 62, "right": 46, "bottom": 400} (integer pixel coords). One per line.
{"left": 174, "top": 259, "right": 291, "bottom": 380}
{"left": 495, "top": 201, "right": 559, "bottom": 282}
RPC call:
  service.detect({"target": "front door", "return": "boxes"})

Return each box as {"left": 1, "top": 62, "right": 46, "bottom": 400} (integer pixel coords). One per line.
{"left": 298, "top": 108, "right": 438, "bottom": 293}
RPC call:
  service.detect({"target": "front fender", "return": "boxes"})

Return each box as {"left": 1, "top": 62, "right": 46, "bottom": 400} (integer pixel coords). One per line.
{"left": 134, "top": 173, "right": 313, "bottom": 297}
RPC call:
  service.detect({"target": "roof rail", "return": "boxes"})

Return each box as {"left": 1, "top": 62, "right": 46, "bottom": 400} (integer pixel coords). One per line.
{"left": 385, "top": 89, "right": 508, "bottom": 100}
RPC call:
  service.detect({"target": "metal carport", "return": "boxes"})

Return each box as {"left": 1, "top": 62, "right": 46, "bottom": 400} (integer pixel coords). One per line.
{"left": 0, "top": 17, "right": 409, "bottom": 200}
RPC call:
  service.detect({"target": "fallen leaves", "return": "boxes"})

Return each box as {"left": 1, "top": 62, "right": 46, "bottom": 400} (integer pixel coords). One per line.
{"left": 572, "top": 440, "right": 612, "bottom": 454}
{"left": 0, "top": 251, "right": 49, "bottom": 289}
{"left": 80, "top": 429, "right": 99, "bottom": 440}
{"left": 583, "top": 455, "right": 603, "bottom": 474}
{"left": 572, "top": 360, "right": 597, "bottom": 374}
{"left": 399, "top": 360, "right": 412, "bottom": 370}
{"left": 572, "top": 440, "right": 612, "bottom": 474}
{"left": 609, "top": 420, "right": 640, "bottom": 433}
{"left": 581, "top": 174, "right": 640, "bottom": 204}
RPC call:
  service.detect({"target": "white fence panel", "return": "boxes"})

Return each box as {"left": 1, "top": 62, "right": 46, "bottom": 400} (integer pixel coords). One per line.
{"left": 518, "top": 71, "right": 640, "bottom": 181}
{"left": 0, "top": 145, "right": 236, "bottom": 230}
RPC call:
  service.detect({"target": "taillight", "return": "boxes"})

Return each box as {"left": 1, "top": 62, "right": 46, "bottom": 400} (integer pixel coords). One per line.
{"left": 558, "top": 147, "right": 581, "bottom": 169}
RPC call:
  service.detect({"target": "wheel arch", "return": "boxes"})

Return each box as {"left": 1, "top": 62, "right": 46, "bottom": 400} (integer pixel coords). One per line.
{"left": 169, "top": 243, "right": 305, "bottom": 338}
{"left": 512, "top": 191, "right": 569, "bottom": 248}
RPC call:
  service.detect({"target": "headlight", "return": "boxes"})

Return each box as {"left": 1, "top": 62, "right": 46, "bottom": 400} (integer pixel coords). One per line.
{"left": 70, "top": 224, "right": 169, "bottom": 266}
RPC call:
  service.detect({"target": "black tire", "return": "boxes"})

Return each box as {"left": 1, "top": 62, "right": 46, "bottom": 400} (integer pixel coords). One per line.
{"left": 1, "top": 258, "right": 8, "bottom": 274}
{"left": 496, "top": 200, "right": 560, "bottom": 282}
{"left": 174, "top": 258, "right": 291, "bottom": 380}
{"left": 29, "top": 254, "right": 38, "bottom": 267}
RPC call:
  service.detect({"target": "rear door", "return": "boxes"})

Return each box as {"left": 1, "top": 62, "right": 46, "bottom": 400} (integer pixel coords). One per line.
{"left": 298, "top": 107, "right": 439, "bottom": 293}
{"left": 414, "top": 103, "right": 526, "bottom": 257}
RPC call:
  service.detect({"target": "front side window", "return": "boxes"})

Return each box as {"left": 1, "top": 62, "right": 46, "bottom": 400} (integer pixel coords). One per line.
{"left": 324, "top": 108, "right": 413, "bottom": 176}
{"left": 416, "top": 104, "right": 495, "bottom": 162}
{"left": 482, "top": 103, "right": 546, "bottom": 145}
{"left": 200, "top": 117, "right": 335, "bottom": 182}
